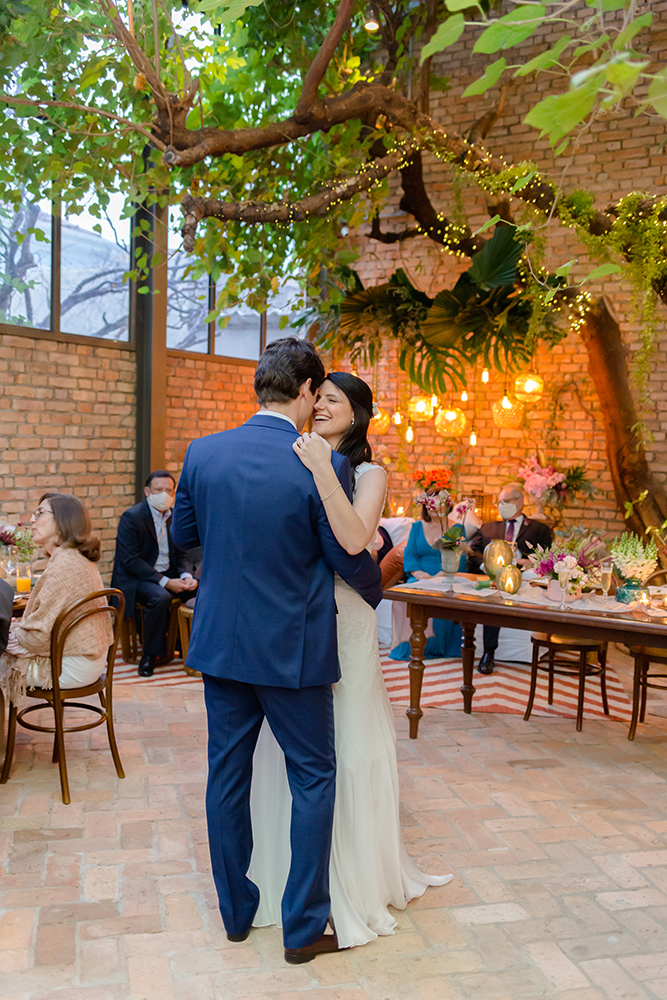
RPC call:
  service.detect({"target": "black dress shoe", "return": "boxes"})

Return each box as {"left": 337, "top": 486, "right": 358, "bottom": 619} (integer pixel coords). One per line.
{"left": 137, "top": 654, "right": 156, "bottom": 677}
{"left": 226, "top": 930, "right": 250, "bottom": 942}
{"left": 477, "top": 651, "right": 495, "bottom": 675}
{"left": 284, "top": 932, "right": 342, "bottom": 965}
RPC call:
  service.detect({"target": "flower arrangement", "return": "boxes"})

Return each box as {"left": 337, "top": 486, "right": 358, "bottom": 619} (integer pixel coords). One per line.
{"left": 0, "top": 521, "right": 37, "bottom": 563}
{"left": 412, "top": 467, "right": 453, "bottom": 491}
{"left": 413, "top": 490, "right": 473, "bottom": 552}
{"left": 527, "top": 529, "right": 607, "bottom": 592}
{"left": 516, "top": 455, "right": 597, "bottom": 511}
{"left": 610, "top": 532, "right": 658, "bottom": 583}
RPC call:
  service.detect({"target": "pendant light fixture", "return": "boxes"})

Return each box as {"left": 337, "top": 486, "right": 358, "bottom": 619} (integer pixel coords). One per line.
{"left": 363, "top": 3, "right": 380, "bottom": 31}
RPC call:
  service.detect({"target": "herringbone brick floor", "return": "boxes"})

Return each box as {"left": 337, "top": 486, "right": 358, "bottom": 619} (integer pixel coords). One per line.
{"left": 2, "top": 648, "right": 667, "bottom": 1000}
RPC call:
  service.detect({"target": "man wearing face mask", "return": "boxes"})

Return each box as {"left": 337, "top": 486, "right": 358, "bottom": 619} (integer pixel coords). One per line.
{"left": 467, "top": 484, "right": 552, "bottom": 675}
{"left": 111, "top": 471, "right": 198, "bottom": 677}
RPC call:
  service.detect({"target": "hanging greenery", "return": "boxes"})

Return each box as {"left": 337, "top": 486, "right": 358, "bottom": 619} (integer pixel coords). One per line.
{"left": 318, "top": 226, "right": 563, "bottom": 394}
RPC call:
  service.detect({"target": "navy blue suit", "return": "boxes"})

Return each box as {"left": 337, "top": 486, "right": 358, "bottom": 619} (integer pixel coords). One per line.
{"left": 171, "top": 412, "right": 382, "bottom": 947}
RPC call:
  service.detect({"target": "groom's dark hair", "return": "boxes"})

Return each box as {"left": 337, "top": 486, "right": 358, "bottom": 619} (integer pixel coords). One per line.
{"left": 254, "top": 336, "right": 325, "bottom": 404}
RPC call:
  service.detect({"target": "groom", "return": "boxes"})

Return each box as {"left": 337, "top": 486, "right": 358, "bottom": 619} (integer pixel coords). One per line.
{"left": 171, "top": 337, "right": 382, "bottom": 964}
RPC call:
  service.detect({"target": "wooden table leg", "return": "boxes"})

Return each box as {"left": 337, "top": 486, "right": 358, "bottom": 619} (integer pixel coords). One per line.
{"left": 460, "top": 622, "right": 477, "bottom": 714}
{"left": 0, "top": 688, "right": 5, "bottom": 752}
{"left": 406, "top": 603, "right": 428, "bottom": 739}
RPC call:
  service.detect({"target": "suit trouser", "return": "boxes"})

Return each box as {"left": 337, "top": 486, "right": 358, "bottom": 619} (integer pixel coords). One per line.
{"left": 134, "top": 579, "right": 182, "bottom": 657}
{"left": 483, "top": 625, "right": 500, "bottom": 652}
{"left": 202, "top": 674, "right": 336, "bottom": 949}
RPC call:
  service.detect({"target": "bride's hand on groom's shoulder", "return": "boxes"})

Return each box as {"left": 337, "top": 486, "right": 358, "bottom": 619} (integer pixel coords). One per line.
{"left": 293, "top": 431, "right": 332, "bottom": 472}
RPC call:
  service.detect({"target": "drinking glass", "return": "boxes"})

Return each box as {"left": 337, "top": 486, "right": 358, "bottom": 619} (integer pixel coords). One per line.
{"left": 558, "top": 569, "right": 570, "bottom": 611}
{"left": 15, "top": 562, "right": 31, "bottom": 594}
{"left": 600, "top": 558, "right": 613, "bottom": 609}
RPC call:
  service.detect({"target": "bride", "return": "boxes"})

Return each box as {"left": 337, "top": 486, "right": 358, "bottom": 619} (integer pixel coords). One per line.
{"left": 249, "top": 371, "right": 452, "bottom": 949}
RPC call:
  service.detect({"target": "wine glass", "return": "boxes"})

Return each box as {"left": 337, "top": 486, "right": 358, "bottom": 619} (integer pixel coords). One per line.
{"left": 600, "top": 558, "right": 613, "bottom": 609}
{"left": 558, "top": 568, "right": 571, "bottom": 611}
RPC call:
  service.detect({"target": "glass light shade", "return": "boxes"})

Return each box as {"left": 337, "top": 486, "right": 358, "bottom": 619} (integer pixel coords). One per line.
{"left": 483, "top": 540, "right": 514, "bottom": 579}
{"left": 496, "top": 564, "right": 522, "bottom": 594}
{"left": 368, "top": 407, "right": 390, "bottom": 435}
{"left": 514, "top": 371, "right": 544, "bottom": 402}
{"left": 407, "top": 394, "right": 434, "bottom": 422}
{"left": 434, "top": 406, "right": 466, "bottom": 437}
{"left": 492, "top": 396, "right": 524, "bottom": 429}
{"left": 391, "top": 409, "right": 403, "bottom": 426}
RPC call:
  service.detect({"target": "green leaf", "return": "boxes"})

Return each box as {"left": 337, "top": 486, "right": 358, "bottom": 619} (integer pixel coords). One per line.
{"left": 467, "top": 225, "right": 525, "bottom": 288}
{"left": 585, "top": 0, "right": 625, "bottom": 9}
{"left": 648, "top": 69, "right": 667, "bottom": 119}
{"left": 555, "top": 258, "right": 577, "bottom": 277}
{"left": 445, "top": 0, "right": 480, "bottom": 10}
{"left": 462, "top": 56, "right": 506, "bottom": 97}
{"left": 514, "top": 34, "right": 571, "bottom": 77}
{"left": 581, "top": 262, "right": 622, "bottom": 283}
{"left": 510, "top": 170, "right": 535, "bottom": 192}
{"left": 605, "top": 59, "right": 648, "bottom": 91}
{"left": 421, "top": 14, "right": 465, "bottom": 63}
{"left": 524, "top": 74, "right": 602, "bottom": 145}
{"left": 472, "top": 214, "right": 501, "bottom": 235}
{"left": 613, "top": 12, "right": 653, "bottom": 51}
{"left": 190, "top": 0, "right": 262, "bottom": 22}
{"left": 473, "top": 4, "right": 546, "bottom": 55}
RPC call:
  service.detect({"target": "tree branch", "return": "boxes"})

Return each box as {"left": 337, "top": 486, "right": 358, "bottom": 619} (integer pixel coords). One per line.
{"left": 180, "top": 139, "right": 421, "bottom": 250}
{"left": 398, "top": 151, "right": 484, "bottom": 256}
{"left": 294, "top": 0, "right": 355, "bottom": 123}
{"left": 369, "top": 214, "right": 421, "bottom": 243}
{"left": 95, "top": 0, "right": 170, "bottom": 112}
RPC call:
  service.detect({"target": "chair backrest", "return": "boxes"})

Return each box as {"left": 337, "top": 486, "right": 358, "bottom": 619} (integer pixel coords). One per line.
{"left": 50, "top": 589, "right": 126, "bottom": 695}
{"left": 647, "top": 569, "right": 667, "bottom": 587}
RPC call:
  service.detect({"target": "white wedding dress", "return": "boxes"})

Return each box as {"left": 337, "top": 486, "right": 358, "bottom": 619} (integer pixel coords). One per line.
{"left": 248, "top": 463, "right": 452, "bottom": 948}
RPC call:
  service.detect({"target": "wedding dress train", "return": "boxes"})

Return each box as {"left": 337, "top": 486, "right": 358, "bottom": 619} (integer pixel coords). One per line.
{"left": 248, "top": 464, "right": 452, "bottom": 948}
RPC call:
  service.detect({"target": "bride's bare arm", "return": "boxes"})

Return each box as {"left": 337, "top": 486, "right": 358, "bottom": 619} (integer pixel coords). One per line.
{"left": 293, "top": 432, "right": 387, "bottom": 555}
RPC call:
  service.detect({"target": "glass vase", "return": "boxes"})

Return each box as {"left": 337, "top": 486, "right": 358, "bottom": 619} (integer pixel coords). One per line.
{"left": 615, "top": 577, "right": 649, "bottom": 605}
{"left": 438, "top": 545, "right": 461, "bottom": 589}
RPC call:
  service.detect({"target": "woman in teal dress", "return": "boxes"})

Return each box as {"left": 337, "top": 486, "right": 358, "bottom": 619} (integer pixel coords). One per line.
{"left": 389, "top": 504, "right": 466, "bottom": 660}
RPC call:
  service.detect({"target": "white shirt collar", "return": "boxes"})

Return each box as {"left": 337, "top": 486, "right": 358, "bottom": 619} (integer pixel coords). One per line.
{"left": 256, "top": 409, "right": 297, "bottom": 430}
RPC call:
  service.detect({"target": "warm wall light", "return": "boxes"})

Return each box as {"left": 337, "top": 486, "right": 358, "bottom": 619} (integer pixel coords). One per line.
{"left": 514, "top": 371, "right": 545, "bottom": 402}
{"left": 407, "top": 394, "right": 434, "bottom": 422}
{"left": 469, "top": 428, "right": 477, "bottom": 446}
{"left": 435, "top": 407, "right": 466, "bottom": 437}
{"left": 368, "top": 407, "right": 390, "bottom": 435}
{"left": 492, "top": 396, "right": 524, "bottom": 428}
{"left": 363, "top": 3, "right": 380, "bottom": 31}
{"left": 481, "top": 369, "right": 489, "bottom": 383}
{"left": 430, "top": 394, "right": 439, "bottom": 408}
{"left": 405, "top": 422, "right": 415, "bottom": 444}
{"left": 460, "top": 390, "right": 468, "bottom": 402}
{"left": 391, "top": 409, "right": 403, "bottom": 426}
{"left": 501, "top": 394, "right": 512, "bottom": 410}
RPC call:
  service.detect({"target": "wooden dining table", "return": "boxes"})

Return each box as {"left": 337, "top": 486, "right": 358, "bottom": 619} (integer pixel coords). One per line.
{"left": 384, "top": 577, "right": 667, "bottom": 738}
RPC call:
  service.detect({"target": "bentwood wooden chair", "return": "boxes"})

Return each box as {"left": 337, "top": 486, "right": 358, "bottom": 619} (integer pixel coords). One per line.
{"left": 625, "top": 569, "right": 667, "bottom": 739}
{"left": 119, "top": 596, "right": 181, "bottom": 664}
{"left": 524, "top": 632, "right": 609, "bottom": 732}
{"left": 177, "top": 604, "right": 200, "bottom": 677}
{"left": 0, "top": 589, "right": 125, "bottom": 804}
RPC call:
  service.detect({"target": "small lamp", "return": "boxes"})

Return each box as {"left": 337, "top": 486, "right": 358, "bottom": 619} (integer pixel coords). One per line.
{"left": 368, "top": 407, "right": 390, "bottom": 435}
{"left": 435, "top": 406, "right": 466, "bottom": 437}
{"left": 514, "top": 371, "right": 544, "bottom": 403}
{"left": 407, "top": 394, "right": 434, "bottom": 422}
{"left": 363, "top": 3, "right": 380, "bottom": 31}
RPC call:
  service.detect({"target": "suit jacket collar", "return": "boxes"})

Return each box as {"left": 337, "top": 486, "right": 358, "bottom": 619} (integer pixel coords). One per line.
{"left": 141, "top": 498, "right": 158, "bottom": 543}
{"left": 248, "top": 413, "right": 299, "bottom": 435}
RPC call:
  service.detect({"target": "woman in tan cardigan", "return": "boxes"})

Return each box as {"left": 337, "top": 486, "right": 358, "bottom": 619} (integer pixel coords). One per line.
{"left": 0, "top": 493, "right": 112, "bottom": 704}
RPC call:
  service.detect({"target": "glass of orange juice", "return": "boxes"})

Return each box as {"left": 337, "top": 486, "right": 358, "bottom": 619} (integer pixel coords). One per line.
{"left": 16, "top": 563, "right": 31, "bottom": 594}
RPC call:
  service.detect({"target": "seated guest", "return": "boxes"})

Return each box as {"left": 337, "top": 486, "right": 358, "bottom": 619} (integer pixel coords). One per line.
{"left": 0, "top": 493, "right": 113, "bottom": 704}
{"left": 389, "top": 494, "right": 469, "bottom": 661}
{"left": 111, "top": 471, "right": 197, "bottom": 677}
{"left": 379, "top": 537, "right": 408, "bottom": 590}
{"left": 467, "top": 483, "right": 552, "bottom": 675}
{"left": 0, "top": 576, "right": 12, "bottom": 655}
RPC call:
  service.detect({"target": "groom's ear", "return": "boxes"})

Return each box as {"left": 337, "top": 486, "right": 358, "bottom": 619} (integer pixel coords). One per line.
{"left": 299, "top": 378, "right": 315, "bottom": 400}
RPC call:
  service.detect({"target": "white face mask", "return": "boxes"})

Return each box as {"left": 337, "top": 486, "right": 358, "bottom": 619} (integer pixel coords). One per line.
{"left": 497, "top": 501, "right": 518, "bottom": 520}
{"left": 147, "top": 491, "right": 174, "bottom": 513}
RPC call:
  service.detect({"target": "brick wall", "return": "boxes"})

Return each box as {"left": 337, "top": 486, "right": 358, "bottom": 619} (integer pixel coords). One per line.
{"left": 342, "top": 1, "right": 667, "bottom": 539}
{"left": 0, "top": 333, "right": 135, "bottom": 582}
{"left": 165, "top": 352, "right": 257, "bottom": 471}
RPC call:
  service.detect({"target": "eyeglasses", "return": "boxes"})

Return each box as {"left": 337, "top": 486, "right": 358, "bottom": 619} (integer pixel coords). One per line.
{"left": 32, "top": 507, "right": 52, "bottom": 520}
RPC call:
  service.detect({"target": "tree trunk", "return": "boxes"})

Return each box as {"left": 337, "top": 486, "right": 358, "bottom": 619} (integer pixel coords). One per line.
{"left": 578, "top": 297, "right": 667, "bottom": 550}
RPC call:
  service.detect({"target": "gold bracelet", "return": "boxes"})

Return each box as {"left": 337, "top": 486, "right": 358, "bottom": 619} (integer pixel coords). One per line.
{"left": 321, "top": 483, "right": 343, "bottom": 502}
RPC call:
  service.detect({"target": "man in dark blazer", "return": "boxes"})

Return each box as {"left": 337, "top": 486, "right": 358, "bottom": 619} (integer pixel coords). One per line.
{"left": 467, "top": 483, "right": 552, "bottom": 674}
{"left": 0, "top": 577, "right": 12, "bottom": 653}
{"left": 111, "top": 471, "right": 197, "bottom": 677}
{"left": 171, "top": 337, "right": 382, "bottom": 965}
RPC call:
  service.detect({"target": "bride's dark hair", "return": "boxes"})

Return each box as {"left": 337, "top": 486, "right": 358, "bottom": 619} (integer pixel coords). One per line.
{"left": 325, "top": 371, "right": 373, "bottom": 469}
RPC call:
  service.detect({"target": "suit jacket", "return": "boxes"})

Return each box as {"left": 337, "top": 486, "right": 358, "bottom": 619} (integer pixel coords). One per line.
{"left": 0, "top": 577, "right": 12, "bottom": 654}
{"left": 467, "top": 516, "right": 553, "bottom": 574}
{"left": 170, "top": 413, "right": 383, "bottom": 689}
{"left": 111, "top": 498, "right": 192, "bottom": 617}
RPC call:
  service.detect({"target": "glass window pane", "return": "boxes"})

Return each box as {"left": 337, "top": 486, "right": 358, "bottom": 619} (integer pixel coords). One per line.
{"left": 215, "top": 308, "right": 261, "bottom": 360}
{"left": 0, "top": 199, "right": 51, "bottom": 329}
{"left": 167, "top": 248, "right": 209, "bottom": 352}
{"left": 266, "top": 278, "right": 308, "bottom": 344}
{"left": 60, "top": 198, "right": 130, "bottom": 340}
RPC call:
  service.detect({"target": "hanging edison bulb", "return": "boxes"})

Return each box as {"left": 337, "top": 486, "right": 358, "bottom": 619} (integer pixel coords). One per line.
{"left": 407, "top": 394, "right": 434, "bottom": 422}
{"left": 460, "top": 390, "right": 468, "bottom": 402}
{"left": 405, "top": 422, "right": 415, "bottom": 444}
{"left": 492, "top": 395, "right": 524, "bottom": 429}
{"left": 368, "top": 407, "right": 391, "bottom": 435}
{"left": 481, "top": 369, "right": 489, "bottom": 383}
{"left": 514, "top": 371, "right": 545, "bottom": 402}
{"left": 469, "top": 427, "right": 477, "bottom": 446}
{"left": 430, "top": 394, "right": 439, "bottom": 408}
{"left": 435, "top": 406, "right": 466, "bottom": 437}
{"left": 391, "top": 409, "right": 403, "bottom": 426}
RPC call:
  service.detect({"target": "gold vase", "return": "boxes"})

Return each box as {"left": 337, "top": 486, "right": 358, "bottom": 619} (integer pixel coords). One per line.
{"left": 483, "top": 540, "right": 514, "bottom": 579}
{"left": 496, "top": 564, "right": 522, "bottom": 594}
